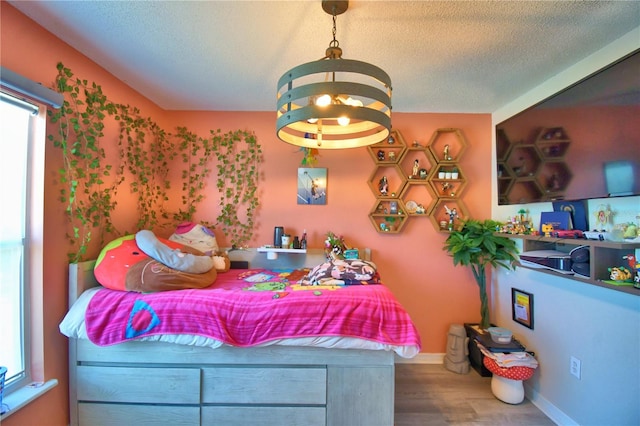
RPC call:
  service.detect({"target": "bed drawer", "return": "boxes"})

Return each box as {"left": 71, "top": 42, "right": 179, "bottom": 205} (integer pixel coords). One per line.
{"left": 201, "top": 366, "right": 326, "bottom": 404}
{"left": 77, "top": 365, "right": 200, "bottom": 404}
{"left": 79, "top": 403, "right": 199, "bottom": 426}
{"left": 202, "top": 406, "right": 326, "bottom": 426}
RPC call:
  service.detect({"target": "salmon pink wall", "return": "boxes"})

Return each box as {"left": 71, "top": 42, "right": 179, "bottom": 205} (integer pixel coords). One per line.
{"left": 168, "top": 110, "right": 494, "bottom": 356}
{"left": 1, "top": 4, "right": 168, "bottom": 426}
{"left": 2, "top": 3, "right": 492, "bottom": 425}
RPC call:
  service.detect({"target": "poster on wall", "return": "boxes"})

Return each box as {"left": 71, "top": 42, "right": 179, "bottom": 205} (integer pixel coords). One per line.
{"left": 512, "top": 288, "right": 534, "bottom": 329}
{"left": 297, "top": 168, "right": 327, "bottom": 205}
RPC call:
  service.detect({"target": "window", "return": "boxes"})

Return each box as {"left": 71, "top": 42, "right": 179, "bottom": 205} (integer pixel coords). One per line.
{"left": 0, "top": 92, "right": 39, "bottom": 397}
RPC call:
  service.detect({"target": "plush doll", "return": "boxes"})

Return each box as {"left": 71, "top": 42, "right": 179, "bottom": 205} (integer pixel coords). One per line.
{"left": 169, "top": 222, "right": 230, "bottom": 272}
{"left": 169, "top": 222, "right": 219, "bottom": 255}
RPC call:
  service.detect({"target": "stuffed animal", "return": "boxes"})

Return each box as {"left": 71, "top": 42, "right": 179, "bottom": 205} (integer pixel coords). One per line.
{"left": 94, "top": 233, "right": 217, "bottom": 292}
{"left": 169, "top": 222, "right": 219, "bottom": 255}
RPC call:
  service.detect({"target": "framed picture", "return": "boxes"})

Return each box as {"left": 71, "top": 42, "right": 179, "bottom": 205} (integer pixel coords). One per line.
{"left": 297, "top": 168, "right": 327, "bottom": 205}
{"left": 512, "top": 288, "right": 534, "bottom": 329}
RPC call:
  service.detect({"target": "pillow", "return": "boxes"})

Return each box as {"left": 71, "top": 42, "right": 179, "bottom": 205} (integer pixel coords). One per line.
{"left": 94, "top": 234, "right": 217, "bottom": 292}
{"left": 302, "top": 259, "right": 378, "bottom": 285}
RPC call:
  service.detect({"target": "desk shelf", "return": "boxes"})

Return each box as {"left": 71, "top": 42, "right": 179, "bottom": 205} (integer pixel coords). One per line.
{"left": 499, "top": 233, "right": 640, "bottom": 296}
{"left": 257, "top": 247, "right": 307, "bottom": 260}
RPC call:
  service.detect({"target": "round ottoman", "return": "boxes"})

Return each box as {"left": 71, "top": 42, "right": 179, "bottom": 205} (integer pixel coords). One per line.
{"left": 483, "top": 357, "right": 535, "bottom": 404}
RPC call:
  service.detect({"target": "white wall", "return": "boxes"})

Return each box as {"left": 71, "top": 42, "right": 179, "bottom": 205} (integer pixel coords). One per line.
{"left": 490, "top": 27, "right": 640, "bottom": 425}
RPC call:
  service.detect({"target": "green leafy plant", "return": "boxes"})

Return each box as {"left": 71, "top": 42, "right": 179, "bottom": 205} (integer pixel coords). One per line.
{"left": 443, "top": 219, "right": 519, "bottom": 330}
{"left": 211, "top": 129, "right": 262, "bottom": 249}
{"left": 48, "top": 63, "right": 262, "bottom": 261}
{"left": 48, "top": 63, "right": 120, "bottom": 262}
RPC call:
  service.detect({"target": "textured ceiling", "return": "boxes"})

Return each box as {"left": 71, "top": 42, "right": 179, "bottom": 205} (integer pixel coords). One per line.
{"left": 9, "top": 1, "right": 640, "bottom": 113}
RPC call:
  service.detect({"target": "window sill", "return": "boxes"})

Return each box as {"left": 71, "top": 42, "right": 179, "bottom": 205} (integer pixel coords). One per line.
{"left": 1, "top": 379, "right": 58, "bottom": 421}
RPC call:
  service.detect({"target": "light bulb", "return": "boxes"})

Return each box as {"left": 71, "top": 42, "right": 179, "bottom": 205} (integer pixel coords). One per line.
{"left": 315, "top": 94, "right": 332, "bottom": 107}
{"left": 338, "top": 116, "right": 350, "bottom": 126}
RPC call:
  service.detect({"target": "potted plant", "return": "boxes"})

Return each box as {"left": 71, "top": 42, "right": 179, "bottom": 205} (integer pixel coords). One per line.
{"left": 451, "top": 167, "right": 459, "bottom": 180}
{"left": 442, "top": 218, "right": 519, "bottom": 330}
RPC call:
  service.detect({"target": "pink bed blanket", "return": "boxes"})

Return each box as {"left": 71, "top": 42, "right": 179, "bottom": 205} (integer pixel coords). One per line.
{"left": 85, "top": 269, "right": 421, "bottom": 349}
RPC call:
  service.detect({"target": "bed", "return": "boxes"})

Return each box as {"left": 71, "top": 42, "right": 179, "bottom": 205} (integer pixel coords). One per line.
{"left": 61, "top": 253, "right": 421, "bottom": 426}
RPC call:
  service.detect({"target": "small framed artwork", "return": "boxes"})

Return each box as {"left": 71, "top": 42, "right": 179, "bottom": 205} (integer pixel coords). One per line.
{"left": 297, "top": 168, "right": 327, "bottom": 205}
{"left": 512, "top": 288, "right": 534, "bottom": 329}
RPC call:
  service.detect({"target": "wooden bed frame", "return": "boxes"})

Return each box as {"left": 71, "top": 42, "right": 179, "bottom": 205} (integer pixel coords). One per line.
{"left": 67, "top": 258, "right": 396, "bottom": 426}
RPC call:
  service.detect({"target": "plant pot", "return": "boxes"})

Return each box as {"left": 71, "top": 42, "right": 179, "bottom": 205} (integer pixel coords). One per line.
{"left": 445, "top": 172, "right": 452, "bottom": 179}
{"left": 451, "top": 172, "right": 459, "bottom": 179}
{"left": 438, "top": 171, "right": 445, "bottom": 179}
{"left": 464, "top": 323, "right": 493, "bottom": 377}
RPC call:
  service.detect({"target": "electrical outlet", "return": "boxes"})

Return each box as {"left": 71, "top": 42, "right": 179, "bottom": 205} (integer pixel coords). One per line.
{"left": 570, "top": 356, "right": 581, "bottom": 379}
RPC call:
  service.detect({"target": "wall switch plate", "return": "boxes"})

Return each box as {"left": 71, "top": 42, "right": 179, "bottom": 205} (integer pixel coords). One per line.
{"left": 570, "top": 356, "right": 581, "bottom": 379}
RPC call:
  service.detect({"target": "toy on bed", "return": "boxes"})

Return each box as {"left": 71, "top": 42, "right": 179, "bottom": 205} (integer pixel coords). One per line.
{"left": 94, "top": 223, "right": 228, "bottom": 292}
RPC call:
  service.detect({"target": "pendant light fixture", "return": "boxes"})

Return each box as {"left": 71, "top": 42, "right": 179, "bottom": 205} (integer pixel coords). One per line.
{"left": 276, "top": 0, "right": 392, "bottom": 149}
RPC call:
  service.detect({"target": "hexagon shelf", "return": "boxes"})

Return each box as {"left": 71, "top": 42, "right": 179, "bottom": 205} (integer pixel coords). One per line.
{"left": 368, "top": 164, "right": 406, "bottom": 199}
{"left": 367, "top": 130, "right": 407, "bottom": 165}
{"left": 400, "top": 182, "right": 436, "bottom": 217}
{"left": 399, "top": 145, "right": 436, "bottom": 181}
{"left": 429, "top": 198, "right": 470, "bottom": 233}
{"left": 429, "top": 166, "right": 467, "bottom": 199}
{"left": 369, "top": 200, "right": 408, "bottom": 233}
{"left": 427, "top": 128, "right": 468, "bottom": 163}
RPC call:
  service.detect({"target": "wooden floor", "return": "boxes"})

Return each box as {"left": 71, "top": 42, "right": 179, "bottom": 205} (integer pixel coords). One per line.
{"left": 395, "top": 364, "right": 555, "bottom": 425}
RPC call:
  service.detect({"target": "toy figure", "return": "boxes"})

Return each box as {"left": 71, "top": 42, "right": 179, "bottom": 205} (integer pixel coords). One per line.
{"left": 443, "top": 144, "right": 451, "bottom": 161}
{"left": 541, "top": 223, "right": 554, "bottom": 237}
{"left": 444, "top": 205, "right": 458, "bottom": 231}
{"left": 379, "top": 176, "right": 389, "bottom": 195}
{"left": 608, "top": 266, "right": 632, "bottom": 282}
{"left": 412, "top": 159, "right": 419, "bottom": 177}
{"left": 377, "top": 149, "right": 385, "bottom": 161}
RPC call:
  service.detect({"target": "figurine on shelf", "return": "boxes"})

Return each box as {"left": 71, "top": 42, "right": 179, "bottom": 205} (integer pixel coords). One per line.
{"left": 594, "top": 204, "right": 612, "bottom": 231}
{"left": 513, "top": 157, "right": 527, "bottom": 176}
{"left": 443, "top": 144, "right": 451, "bottom": 161}
{"left": 412, "top": 159, "right": 419, "bottom": 177}
{"left": 379, "top": 176, "right": 389, "bottom": 196}
{"left": 388, "top": 151, "right": 396, "bottom": 161}
{"left": 444, "top": 205, "right": 458, "bottom": 231}
{"left": 377, "top": 149, "right": 385, "bottom": 161}
{"left": 548, "top": 173, "right": 561, "bottom": 191}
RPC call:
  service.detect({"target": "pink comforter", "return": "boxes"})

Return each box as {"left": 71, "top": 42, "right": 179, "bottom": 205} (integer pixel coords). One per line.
{"left": 85, "top": 269, "right": 421, "bottom": 349}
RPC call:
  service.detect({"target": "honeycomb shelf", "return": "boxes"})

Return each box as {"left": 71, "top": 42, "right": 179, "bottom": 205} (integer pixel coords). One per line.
{"left": 367, "top": 130, "right": 407, "bottom": 165}
{"left": 367, "top": 128, "right": 472, "bottom": 233}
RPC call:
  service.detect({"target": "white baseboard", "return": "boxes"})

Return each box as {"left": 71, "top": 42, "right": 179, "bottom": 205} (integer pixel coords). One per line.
{"left": 525, "top": 383, "right": 576, "bottom": 426}
{"left": 395, "top": 352, "right": 444, "bottom": 364}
